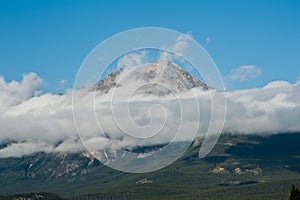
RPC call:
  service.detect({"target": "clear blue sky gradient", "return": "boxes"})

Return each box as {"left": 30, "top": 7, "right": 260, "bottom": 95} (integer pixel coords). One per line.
{"left": 0, "top": 0, "right": 299, "bottom": 91}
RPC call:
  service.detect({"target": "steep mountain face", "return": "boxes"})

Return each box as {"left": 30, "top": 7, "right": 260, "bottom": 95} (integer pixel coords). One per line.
{"left": 94, "top": 60, "right": 209, "bottom": 95}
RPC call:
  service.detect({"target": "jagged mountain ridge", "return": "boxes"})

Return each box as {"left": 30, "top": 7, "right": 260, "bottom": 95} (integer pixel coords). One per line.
{"left": 94, "top": 60, "right": 210, "bottom": 95}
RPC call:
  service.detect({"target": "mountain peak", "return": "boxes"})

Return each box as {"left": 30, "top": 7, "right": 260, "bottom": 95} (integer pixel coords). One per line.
{"left": 94, "top": 60, "right": 209, "bottom": 95}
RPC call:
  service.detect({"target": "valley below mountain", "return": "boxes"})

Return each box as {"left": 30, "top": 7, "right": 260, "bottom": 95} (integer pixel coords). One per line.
{"left": 1, "top": 133, "right": 300, "bottom": 200}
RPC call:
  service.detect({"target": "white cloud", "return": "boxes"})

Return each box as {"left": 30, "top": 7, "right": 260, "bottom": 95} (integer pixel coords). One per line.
{"left": 224, "top": 80, "right": 300, "bottom": 134}
{"left": 117, "top": 34, "right": 193, "bottom": 70}
{"left": 117, "top": 50, "right": 147, "bottom": 69}
{"left": 205, "top": 37, "right": 211, "bottom": 47}
{"left": 0, "top": 72, "right": 299, "bottom": 158}
{"left": 160, "top": 34, "right": 192, "bottom": 62}
{"left": 56, "top": 79, "right": 69, "bottom": 93}
{"left": 225, "top": 65, "right": 262, "bottom": 82}
{"left": 0, "top": 141, "right": 53, "bottom": 158}
{"left": 0, "top": 73, "right": 43, "bottom": 108}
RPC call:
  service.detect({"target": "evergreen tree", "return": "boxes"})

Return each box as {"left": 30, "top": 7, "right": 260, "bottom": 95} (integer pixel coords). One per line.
{"left": 290, "top": 184, "right": 300, "bottom": 200}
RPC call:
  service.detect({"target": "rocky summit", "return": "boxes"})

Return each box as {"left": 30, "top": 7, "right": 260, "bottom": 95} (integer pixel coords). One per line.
{"left": 94, "top": 60, "right": 210, "bottom": 96}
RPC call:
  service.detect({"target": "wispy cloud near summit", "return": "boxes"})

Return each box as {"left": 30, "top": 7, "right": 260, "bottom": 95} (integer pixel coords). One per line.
{"left": 225, "top": 65, "right": 262, "bottom": 82}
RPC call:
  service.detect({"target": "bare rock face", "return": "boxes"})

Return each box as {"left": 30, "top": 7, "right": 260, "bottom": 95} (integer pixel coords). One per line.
{"left": 94, "top": 69, "right": 123, "bottom": 93}
{"left": 94, "top": 60, "right": 210, "bottom": 95}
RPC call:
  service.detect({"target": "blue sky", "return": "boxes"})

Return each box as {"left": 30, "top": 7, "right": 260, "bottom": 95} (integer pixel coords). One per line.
{"left": 0, "top": 0, "right": 299, "bottom": 92}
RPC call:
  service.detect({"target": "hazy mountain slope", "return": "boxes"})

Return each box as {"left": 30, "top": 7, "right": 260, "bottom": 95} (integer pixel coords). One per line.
{"left": 1, "top": 134, "right": 300, "bottom": 199}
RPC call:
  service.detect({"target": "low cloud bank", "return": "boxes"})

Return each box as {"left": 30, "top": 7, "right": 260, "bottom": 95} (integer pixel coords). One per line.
{"left": 0, "top": 73, "right": 299, "bottom": 158}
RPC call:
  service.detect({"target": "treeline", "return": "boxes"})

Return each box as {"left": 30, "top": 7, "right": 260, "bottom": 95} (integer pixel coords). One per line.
{"left": 1, "top": 184, "right": 300, "bottom": 200}
{"left": 290, "top": 184, "right": 300, "bottom": 200}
